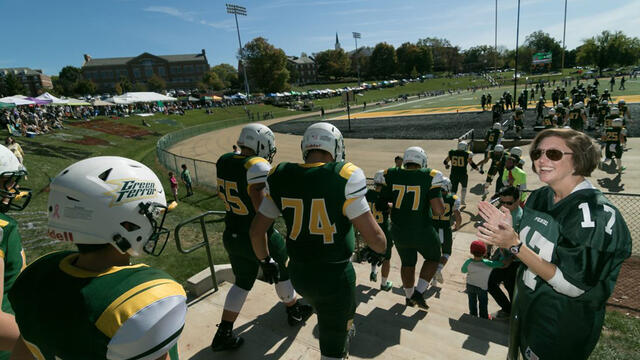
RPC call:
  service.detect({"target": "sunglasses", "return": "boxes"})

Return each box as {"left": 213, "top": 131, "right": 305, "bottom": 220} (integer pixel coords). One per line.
{"left": 531, "top": 148, "right": 573, "bottom": 161}
{"left": 500, "top": 200, "right": 516, "bottom": 206}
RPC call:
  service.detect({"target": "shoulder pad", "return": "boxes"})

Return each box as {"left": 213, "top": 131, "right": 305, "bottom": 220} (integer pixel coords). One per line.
{"left": 0, "top": 219, "right": 8, "bottom": 228}
{"left": 452, "top": 195, "right": 458, "bottom": 200}
{"left": 244, "top": 156, "right": 268, "bottom": 170}
{"left": 339, "top": 162, "right": 360, "bottom": 180}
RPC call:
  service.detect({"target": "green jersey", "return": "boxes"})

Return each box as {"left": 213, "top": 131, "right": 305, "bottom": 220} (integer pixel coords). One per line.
{"left": 598, "top": 105, "right": 609, "bottom": 122}
{"left": 0, "top": 214, "right": 24, "bottom": 316}
{"left": 567, "top": 109, "right": 584, "bottom": 130}
{"left": 542, "top": 115, "right": 556, "bottom": 128}
{"left": 603, "top": 127, "right": 625, "bottom": 145}
{"left": 510, "top": 183, "right": 631, "bottom": 360}
{"left": 485, "top": 129, "right": 503, "bottom": 146}
{"left": 603, "top": 114, "right": 618, "bottom": 128}
{"left": 448, "top": 149, "right": 473, "bottom": 176}
{"left": 9, "top": 251, "right": 186, "bottom": 360}
{"left": 432, "top": 193, "right": 460, "bottom": 229}
{"left": 381, "top": 167, "right": 444, "bottom": 236}
{"left": 216, "top": 153, "right": 271, "bottom": 234}
{"left": 266, "top": 161, "right": 367, "bottom": 264}
{"left": 365, "top": 189, "right": 389, "bottom": 231}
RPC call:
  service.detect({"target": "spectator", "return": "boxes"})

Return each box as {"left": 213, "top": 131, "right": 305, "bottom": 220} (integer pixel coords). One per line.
{"left": 169, "top": 171, "right": 178, "bottom": 202}
{"left": 5, "top": 137, "right": 24, "bottom": 164}
{"left": 181, "top": 164, "right": 193, "bottom": 196}
{"left": 232, "top": 145, "right": 241, "bottom": 154}
{"left": 461, "top": 240, "right": 503, "bottom": 319}
{"left": 501, "top": 156, "right": 527, "bottom": 203}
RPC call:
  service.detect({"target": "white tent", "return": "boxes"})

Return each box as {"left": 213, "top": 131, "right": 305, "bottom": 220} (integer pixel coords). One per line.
{"left": 108, "top": 92, "right": 177, "bottom": 104}
{"left": 36, "top": 92, "right": 68, "bottom": 104}
{"left": 0, "top": 96, "right": 35, "bottom": 106}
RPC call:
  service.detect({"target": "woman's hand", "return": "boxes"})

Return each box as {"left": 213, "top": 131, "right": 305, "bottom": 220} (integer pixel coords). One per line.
{"left": 476, "top": 202, "right": 519, "bottom": 249}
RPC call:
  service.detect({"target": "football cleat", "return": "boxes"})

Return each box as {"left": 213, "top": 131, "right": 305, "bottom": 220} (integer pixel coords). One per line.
{"left": 211, "top": 325, "right": 244, "bottom": 352}
{"left": 370, "top": 271, "right": 378, "bottom": 282}
{"left": 435, "top": 270, "right": 444, "bottom": 284}
{"left": 406, "top": 290, "right": 429, "bottom": 310}
{"left": 380, "top": 281, "right": 393, "bottom": 292}
{"left": 286, "top": 301, "right": 314, "bottom": 326}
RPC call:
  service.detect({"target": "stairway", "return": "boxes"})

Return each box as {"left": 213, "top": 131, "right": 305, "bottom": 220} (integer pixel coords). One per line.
{"left": 179, "top": 231, "right": 509, "bottom": 359}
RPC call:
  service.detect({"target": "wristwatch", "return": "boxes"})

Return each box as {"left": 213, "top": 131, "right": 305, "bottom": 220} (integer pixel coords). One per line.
{"left": 509, "top": 242, "right": 523, "bottom": 255}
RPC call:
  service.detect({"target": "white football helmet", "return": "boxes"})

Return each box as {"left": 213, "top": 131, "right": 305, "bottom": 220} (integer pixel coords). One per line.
{"left": 515, "top": 106, "right": 522, "bottom": 111}
{"left": 0, "top": 145, "right": 30, "bottom": 212}
{"left": 493, "top": 122, "right": 501, "bottom": 130}
{"left": 494, "top": 144, "right": 505, "bottom": 153}
{"left": 373, "top": 170, "right": 385, "bottom": 185}
{"left": 510, "top": 147, "right": 522, "bottom": 157}
{"left": 610, "top": 107, "right": 619, "bottom": 115}
{"left": 301, "top": 122, "right": 344, "bottom": 161}
{"left": 47, "top": 156, "right": 171, "bottom": 256}
{"left": 619, "top": 99, "right": 626, "bottom": 105}
{"left": 601, "top": 100, "right": 608, "bottom": 106}
{"left": 237, "top": 123, "right": 277, "bottom": 162}
{"left": 441, "top": 177, "right": 452, "bottom": 193}
{"left": 575, "top": 102, "right": 583, "bottom": 109}
{"left": 457, "top": 141, "right": 468, "bottom": 151}
{"left": 612, "top": 118, "right": 623, "bottom": 128}
{"left": 556, "top": 103, "right": 564, "bottom": 109}
{"left": 403, "top": 146, "right": 428, "bottom": 168}
{"left": 548, "top": 108, "right": 556, "bottom": 115}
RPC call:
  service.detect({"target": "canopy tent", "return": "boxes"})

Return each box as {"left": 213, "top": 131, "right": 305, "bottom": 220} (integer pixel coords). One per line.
{"left": 0, "top": 96, "right": 35, "bottom": 106}
{"left": 91, "top": 99, "right": 115, "bottom": 106}
{"left": 64, "top": 98, "right": 90, "bottom": 106}
{"left": 0, "top": 102, "right": 15, "bottom": 109}
{"left": 187, "top": 96, "right": 199, "bottom": 102}
{"left": 26, "top": 97, "right": 52, "bottom": 105}
{"left": 108, "top": 92, "right": 177, "bottom": 104}
{"left": 36, "top": 92, "right": 68, "bottom": 104}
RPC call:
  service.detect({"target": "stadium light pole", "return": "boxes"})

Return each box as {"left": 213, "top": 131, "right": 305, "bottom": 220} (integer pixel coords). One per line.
{"left": 226, "top": 3, "right": 250, "bottom": 99}
{"left": 353, "top": 32, "right": 361, "bottom": 86}
{"left": 494, "top": 0, "right": 498, "bottom": 73}
{"left": 513, "top": 0, "right": 521, "bottom": 97}
{"left": 561, "top": 0, "right": 567, "bottom": 70}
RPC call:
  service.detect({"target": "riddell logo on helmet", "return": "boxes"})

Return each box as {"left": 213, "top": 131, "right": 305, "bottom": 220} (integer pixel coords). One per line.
{"left": 105, "top": 179, "right": 157, "bottom": 207}
{"left": 48, "top": 229, "right": 74, "bottom": 242}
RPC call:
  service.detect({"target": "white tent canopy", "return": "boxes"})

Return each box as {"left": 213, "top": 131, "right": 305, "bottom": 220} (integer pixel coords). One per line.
{"left": 107, "top": 92, "right": 178, "bottom": 104}
{"left": 0, "top": 96, "right": 35, "bottom": 106}
{"left": 36, "top": 92, "right": 68, "bottom": 104}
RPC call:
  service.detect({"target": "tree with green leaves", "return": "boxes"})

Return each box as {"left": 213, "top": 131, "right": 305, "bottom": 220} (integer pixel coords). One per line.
{"left": 396, "top": 42, "right": 433, "bottom": 77}
{"left": 242, "top": 37, "right": 290, "bottom": 93}
{"left": 211, "top": 63, "right": 239, "bottom": 89}
{"left": 202, "top": 69, "right": 225, "bottom": 91}
{"left": 118, "top": 77, "right": 132, "bottom": 94}
{"left": 577, "top": 31, "right": 640, "bottom": 75}
{"left": 74, "top": 80, "right": 96, "bottom": 96}
{"left": 57, "top": 66, "right": 83, "bottom": 96}
{"left": 524, "top": 31, "right": 563, "bottom": 70}
{"left": 315, "top": 49, "right": 351, "bottom": 79}
{"left": 369, "top": 42, "right": 397, "bottom": 78}
{"left": 147, "top": 74, "right": 166, "bottom": 92}
{"left": 417, "top": 37, "right": 461, "bottom": 73}
{"left": 1, "top": 73, "right": 26, "bottom": 96}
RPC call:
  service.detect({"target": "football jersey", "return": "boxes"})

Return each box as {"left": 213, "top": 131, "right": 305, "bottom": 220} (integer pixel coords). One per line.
{"left": 598, "top": 105, "right": 609, "bottom": 121}
{"left": 432, "top": 193, "right": 460, "bottom": 229}
{"left": 9, "top": 251, "right": 187, "bottom": 360}
{"left": 365, "top": 189, "right": 389, "bottom": 230}
{"left": 542, "top": 115, "right": 555, "bottom": 128}
{"left": 603, "top": 127, "right": 625, "bottom": 145}
{"left": 567, "top": 109, "right": 584, "bottom": 129}
{"left": 603, "top": 114, "right": 618, "bottom": 128}
{"left": 448, "top": 149, "right": 472, "bottom": 176}
{"left": 619, "top": 105, "right": 628, "bottom": 118}
{"left": 511, "top": 183, "right": 631, "bottom": 359}
{"left": 216, "top": 153, "right": 271, "bottom": 233}
{"left": 555, "top": 107, "right": 567, "bottom": 119}
{"left": 381, "top": 167, "right": 444, "bottom": 230}
{"left": 485, "top": 129, "right": 503, "bottom": 145}
{"left": 489, "top": 151, "right": 507, "bottom": 169}
{"left": 0, "top": 213, "right": 24, "bottom": 316}
{"left": 266, "top": 162, "right": 366, "bottom": 264}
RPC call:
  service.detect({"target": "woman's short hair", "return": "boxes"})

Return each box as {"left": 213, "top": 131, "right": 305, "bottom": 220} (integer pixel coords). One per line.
{"left": 530, "top": 128, "right": 600, "bottom": 177}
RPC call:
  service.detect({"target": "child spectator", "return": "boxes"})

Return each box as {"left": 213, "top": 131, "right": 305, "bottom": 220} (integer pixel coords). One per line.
{"left": 169, "top": 171, "right": 178, "bottom": 202}
{"left": 461, "top": 240, "right": 503, "bottom": 319}
{"left": 181, "top": 164, "right": 193, "bottom": 196}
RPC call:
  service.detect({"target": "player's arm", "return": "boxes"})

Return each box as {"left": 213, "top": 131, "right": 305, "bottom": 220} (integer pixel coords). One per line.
{"left": 250, "top": 178, "right": 280, "bottom": 260}
{"left": 443, "top": 155, "right": 450, "bottom": 169}
{"left": 344, "top": 166, "right": 386, "bottom": 254}
{"left": 0, "top": 250, "right": 20, "bottom": 351}
{"left": 452, "top": 197, "right": 462, "bottom": 231}
{"left": 429, "top": 170, "right": 445, "bottom": 216}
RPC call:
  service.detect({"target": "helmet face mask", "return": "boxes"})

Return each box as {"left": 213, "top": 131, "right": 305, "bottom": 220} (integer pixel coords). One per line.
{"left": 441, "top": 177, "right": 452, "bottom": 193}
{"left": 0, "top": 145, "right": 30, "bottom": 213}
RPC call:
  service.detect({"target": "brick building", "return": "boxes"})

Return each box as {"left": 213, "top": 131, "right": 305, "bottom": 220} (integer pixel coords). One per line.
{"left": 286, "top": 55, "right": 317, "bottom": 85}
{"left": 81, "top": 50, "right": 209, "bottom": 91}
{"left": 0, "top": 67, "right": 53, "bottom": 96}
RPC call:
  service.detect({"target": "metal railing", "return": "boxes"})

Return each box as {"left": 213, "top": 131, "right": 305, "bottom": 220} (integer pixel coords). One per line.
{"left": 174, "top": 210, "right": 226, "bottom": 292}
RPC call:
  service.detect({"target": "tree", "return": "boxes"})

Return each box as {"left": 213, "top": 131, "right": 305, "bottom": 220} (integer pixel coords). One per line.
{"left": 369, "top": 42, "right": 397, "bottom": 78}
{"left": 349, "top": 46, "right": 372, "bottom": 79}
{"left": 202, "top": 69, "right": 225, "bottom": 90}
{"left": 1, "top": 73, "right": 26, "bottom": 96}
{"left": 524, "top": 31, "right": 563, "bottom": 70}
{"left": 147, "top": 74, "right": 166, "bottom": 92}
{"left": 462, "top": 45, "right": 500, "bottom": 73}
{"left": 74, "top": 80, "right": 96, "bottom": 96}
{"left": 57, "top": 66, "right": 83, "bottom": 96}
{"left": 118, "top": 77, "right": 132, "bottom": 93}
{"left": 242, "top": 37, "right": 290, "bottom": 92}
{"left": 577, "top": 31, "right": 640, "bottom": 75}
{"left": 211, "top": 63, "right": 239, "bottom": 89}
{"left": 417, "top": 37, "right": 461, "bottom": 73}
{"left": 315, "top": 49, "right": 351, "bottom": 79}
{"left": 133, "top": 82, "right": 148, "bottom": 92}
{"left": 396, "top": 42, "right": 433, "bottom": 76}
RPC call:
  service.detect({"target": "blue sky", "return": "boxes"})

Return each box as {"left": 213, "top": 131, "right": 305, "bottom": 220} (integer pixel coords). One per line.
{"left": 1, "top": 0, "right": 639, "bottom": 75}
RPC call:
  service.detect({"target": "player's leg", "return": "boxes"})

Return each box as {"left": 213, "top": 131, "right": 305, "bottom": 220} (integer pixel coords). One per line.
{"left": 450, "top": 173, "right": 460, "bottom": 197}
{"left": 484, "top": 172, "right": 494, "bottom": 195}
{"left": 460, "top": 173, "right": 469, "bottom": 205}
{"left": 434, "top": 227, "right": 452, "bottom": 285}
{"left": 380, "top": 233, "right": 394, "bottom": 291}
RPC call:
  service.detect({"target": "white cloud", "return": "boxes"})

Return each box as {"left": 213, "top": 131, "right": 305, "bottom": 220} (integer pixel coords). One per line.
{"left": 144, "top": 6, "right": 196, "bottom": 22}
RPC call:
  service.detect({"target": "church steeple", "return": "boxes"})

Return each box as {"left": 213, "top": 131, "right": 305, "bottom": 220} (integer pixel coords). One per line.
{"left": 335, "top": 32, "right": 341, "bottom": 51}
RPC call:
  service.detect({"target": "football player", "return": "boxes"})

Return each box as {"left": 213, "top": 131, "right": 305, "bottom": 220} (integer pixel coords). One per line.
{"left": 482, "top": 123, "right": 504, "bottom": 171}
{"left": 618, "top": 99, "right": 630, "bottom": 122}
{"left": 0, "top": 145, "right": 30, "bottom": 360}
{"left": 542, "top": 108, "right": 557, "bottom": 129}
{"left": 443, "top": 141, "right": 482, "bottom": 206}
{"left": 364, "top": 170, "right": 394, "bottom": 291}
{"left": 512, "top": 106, "right": 525, "bottom": 140}
{"left": 380, "top": 146, "right": 445, "bottom": 311}
{"left": 535, "top": 97, "right": 545, "bottom": 123}
{"left": 477, "top": 144, "right": 508, "bottom": 195}
{"left": 555, "top": 103, "right": 567, "bottom": 124}
{"left": 478, "top": 128, "right": 631, "bottom": 360}
{"left": 250, "top": 122, "right": 386, "bottom": 360}
{"left": 587, "top": 95, "right": 599, "bottom": 130}
{"left": 9, "top": 157, "right": 186, "bottom": 359}
{"left": 567, "top": 102, "right": 587, "bottom": 131}
{"left": 601, "top": 118, "right": 627, "bottom": 174}
{"left": 431, "top": 177, "right": 461, "bottom": 286}
{"left": 211, "top": 124, "right": 312, "bottom": 351}
{"left": 600, "top": 88, "right": 612, "bottom": 102}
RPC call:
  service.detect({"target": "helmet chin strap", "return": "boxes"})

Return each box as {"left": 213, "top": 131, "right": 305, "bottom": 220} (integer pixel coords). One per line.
{"left": 113, "top": 234, "right": 133, "bottom": 254}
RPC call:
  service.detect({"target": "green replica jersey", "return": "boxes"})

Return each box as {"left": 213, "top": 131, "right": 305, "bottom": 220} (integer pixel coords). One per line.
{"left": 266, "top": 162, "right": 365, "bottom": 264}
{"left": 510, "top": 184, "right": 631, "bottom": 359}
{"left": 603, "top": 127, "right": 624, "bottom": 145}
{"left": 365, "top": 189, "right": 389, "bottom": 230}
{"left": 448, "top": 149, "right": 472, "bottom": 176}
{"left": 216, "top": 152, "right": 271, "bottom": 233}
{"left": 432, "top": 193, "right": 459, "bottom": 229}
{"left": 485, "top": 129, "right": 503, "bottom": 145}
{"left": 0, "top": 213, "right": 24, "bottom": 316}
{"left": 9, "top": 251, "right": 186, "bottom": 360}
{"left": 381, "top": 167, "right": 444, "bottom": 231}
{"left": 568, "top": 109, "right": 584, "bottom": 130}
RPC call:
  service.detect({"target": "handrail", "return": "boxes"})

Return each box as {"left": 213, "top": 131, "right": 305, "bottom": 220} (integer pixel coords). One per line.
{"left": 174, "top": 210, "right": 226, "bottom": 292}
